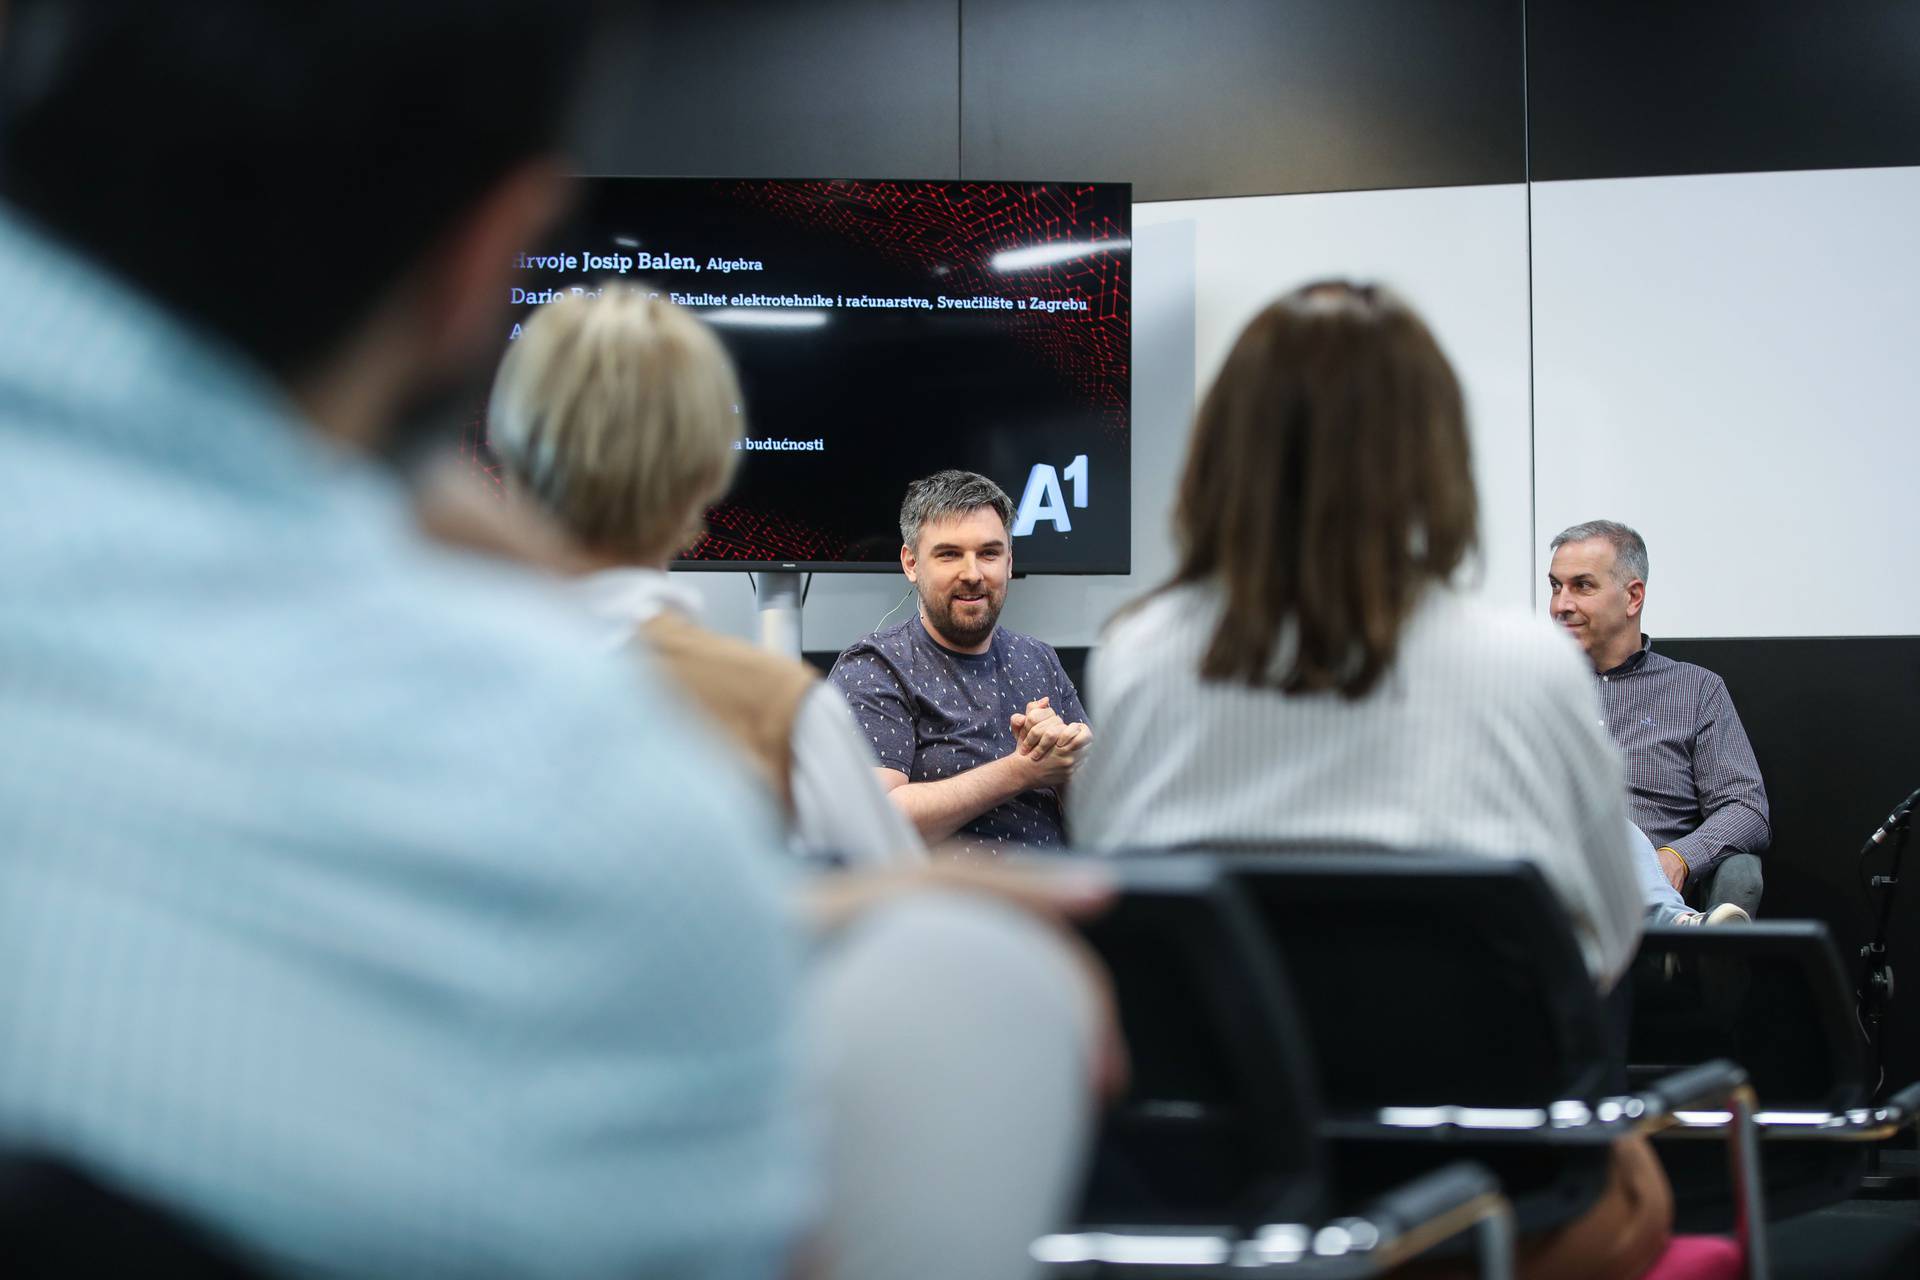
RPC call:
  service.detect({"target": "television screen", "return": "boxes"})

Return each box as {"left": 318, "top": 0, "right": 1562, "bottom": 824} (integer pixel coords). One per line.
{"left": 495, "top": 177, "right": 1132, "bottom": 573}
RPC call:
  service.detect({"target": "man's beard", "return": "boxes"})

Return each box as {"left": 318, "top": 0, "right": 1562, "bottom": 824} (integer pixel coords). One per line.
{"left": 919, "top": 581, "right": 1003, "bottom": 648}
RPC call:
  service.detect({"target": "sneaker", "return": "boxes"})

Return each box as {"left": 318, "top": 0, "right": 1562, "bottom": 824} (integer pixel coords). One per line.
{"left": 1674, "top": 904, "right": 1752, "bottom": 926}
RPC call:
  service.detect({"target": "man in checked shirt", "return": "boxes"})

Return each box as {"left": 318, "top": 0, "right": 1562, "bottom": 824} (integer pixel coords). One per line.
{"left": 1548, "top": 520, "right": 1770, "bottom": 918}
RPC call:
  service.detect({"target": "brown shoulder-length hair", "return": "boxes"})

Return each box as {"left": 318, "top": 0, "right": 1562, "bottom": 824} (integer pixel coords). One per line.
{"left": 1161, "top": 280, "right": 1477, "bottom": 698}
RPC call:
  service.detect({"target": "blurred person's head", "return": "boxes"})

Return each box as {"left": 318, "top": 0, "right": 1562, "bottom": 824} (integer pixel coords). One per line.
{"left": 1165, "top": 280, "right": 1478, "bottom": 698}
{"left": 488, "top": 287, "right": 745, "bottom": 567}
{"left": 899, "top": 470, "right": 1015, "bottom": 653}
{"left": 0, "top": 0, "right": 595, "bottom": 450}
{"left": 1547, "top": 520, "right": 1648, "bottom": 672}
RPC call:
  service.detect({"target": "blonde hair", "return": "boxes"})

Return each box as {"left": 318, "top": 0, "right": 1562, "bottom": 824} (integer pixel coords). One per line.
{"left": 488, "top": 286, "right": 744, "bottom": 562}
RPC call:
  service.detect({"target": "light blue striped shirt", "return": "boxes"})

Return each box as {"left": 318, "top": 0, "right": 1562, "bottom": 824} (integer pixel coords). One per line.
{"left": 0, "top": 208, "right": 809, "bottom": 1276}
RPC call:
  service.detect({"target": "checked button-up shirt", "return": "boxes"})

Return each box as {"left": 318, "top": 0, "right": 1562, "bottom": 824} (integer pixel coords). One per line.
{"left": 1596, "top": 639, "right": 1771, "bottom": 877}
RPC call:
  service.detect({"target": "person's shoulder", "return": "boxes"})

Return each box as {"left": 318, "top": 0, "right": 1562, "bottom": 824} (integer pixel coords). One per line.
{"left": 343, "top": 552, "right": 688, "bottom": 764}
{"left": 994, "top": 622, "right": 1053, "bottom": 654}
{"left": 1645, "top": 648, "right": 1732, "bottom": 712}
{"left": 1412, "top": 589, "right": 1592, "bottom": 693}
{"left": 11, "top": 433, "right": 789, "bottom": 883}
{"left": 1084, "top": 586, "right": 1210, "bottom": 688}
{"left": 164, "top": 508, "right": 783, "bottom": 849}
{"left": 242, "top": 519, "right": 685, "bottom": 772}
{"left": 854, "top": 616, "right": 921, "bottom": 654}
{"left": 1645, "top": 646, "right": 1719, "bottom": 687}
{"left": 370, "top": 554, "right": 794, "bottom": 866}
{"left": 648, "top": 611, "right": 817, "bottom": 691}
{"left": 831, "top": 617, "right": 917, "bottom": 674}
{"left": 1101, "top": 583, "right": 1215, "bottom": 648}
{"left": 365, "top": 539, "right": 619, "bottom": 681}
{"left": 995, "top": 623, "right": 1079, "bottom": 675}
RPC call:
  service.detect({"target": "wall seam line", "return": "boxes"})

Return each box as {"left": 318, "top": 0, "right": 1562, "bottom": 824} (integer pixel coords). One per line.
{"left": 1523, "top": 0, "right": 1538, "bottom": 611}
{"left": 956, "top": 1, "right": 965, "bottom": 178}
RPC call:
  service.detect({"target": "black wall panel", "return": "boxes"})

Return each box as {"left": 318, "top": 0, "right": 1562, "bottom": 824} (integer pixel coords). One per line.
{"left": 1660, "top": 637, "right": 1920, "bottom": 1095}
{"left": 1527, "top": 1, "right": 1920, "bottom": 182}
{"left": 960, "top": 0, "right": 1525, "bottom": 199}
{"left": 573, "top": 1, "right": 961, "bottom": 180}
{"left": 571, "top": 3, "right": 1920, "bottom": 199}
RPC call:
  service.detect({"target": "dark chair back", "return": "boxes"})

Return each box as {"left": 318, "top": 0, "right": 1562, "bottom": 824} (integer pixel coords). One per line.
{"left": 1215, "top": 851, "right": 1618, "bottom": 1232}
{"left": 1628, "top": 922, "right": 1871, "bottom": 1225}
{"left": 1222, "top": 852, "right": 1614, "bottom": 1109}
{"left": 1072, "top": 855, "right": 1330, "bottom": 1233}
{"left": 1629, "top": 922, "right": 1863, "bottom": 1110}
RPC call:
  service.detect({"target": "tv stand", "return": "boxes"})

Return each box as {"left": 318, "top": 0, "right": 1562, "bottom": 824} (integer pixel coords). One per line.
{"left": 754, "top": 570, "right": 805, "bottom": 659}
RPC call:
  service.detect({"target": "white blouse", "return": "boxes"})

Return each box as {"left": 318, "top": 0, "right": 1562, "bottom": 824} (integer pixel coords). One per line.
{"left": 1069, "top": 583, "right": 1643, "bottom": 986}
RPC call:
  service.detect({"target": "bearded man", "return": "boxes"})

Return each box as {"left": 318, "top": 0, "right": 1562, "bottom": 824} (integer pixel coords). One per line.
{"left": 831, "top": 471, "right": 1093, "bottom": 851}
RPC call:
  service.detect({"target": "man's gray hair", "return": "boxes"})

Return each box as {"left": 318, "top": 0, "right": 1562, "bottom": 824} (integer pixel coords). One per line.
{"left": 1550, "top": 519, "right": 1649, "bottom": 584}
{"left": 899, "top": 469, "right": 1015, "bottom": 548}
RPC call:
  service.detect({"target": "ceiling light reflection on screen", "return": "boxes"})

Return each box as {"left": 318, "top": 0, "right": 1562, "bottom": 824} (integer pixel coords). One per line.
{"left": 991, "top": 237, "right": 1132, "bottom": 272}
{"left": 703, "top": 308, "right": 830, "bottom": 329}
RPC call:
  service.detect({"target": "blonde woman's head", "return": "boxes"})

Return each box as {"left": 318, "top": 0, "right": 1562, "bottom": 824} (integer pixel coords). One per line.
{"left": 488, "top": 286, "right": 743, "bottom": 564}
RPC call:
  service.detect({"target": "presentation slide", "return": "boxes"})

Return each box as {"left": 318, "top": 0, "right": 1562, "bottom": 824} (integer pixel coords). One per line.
{"left": 491, "top": 178, "right": 1132, "bottom": 573}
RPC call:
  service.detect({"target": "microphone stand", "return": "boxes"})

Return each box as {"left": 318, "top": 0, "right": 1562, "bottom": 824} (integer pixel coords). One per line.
{"left": 1857, "top": 789, "right": 1919, "bottom": 1197}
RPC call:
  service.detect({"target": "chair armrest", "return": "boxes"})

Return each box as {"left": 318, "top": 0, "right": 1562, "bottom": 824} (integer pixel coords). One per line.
{"left": 1632, "top": 1061, "right": 1771, "bottom": 1280}
{"left": 1358, "top": 1160, "right": 1514, "bottom": 1277}
{"left": 1637, "top": 1059, "right": 1750, "bottom": 1124}
{"left": 1320, "top": 1061, "right": 1747, "bottom": 1142}
{"left": 1362, "top": 1159, "right": 1502, "bottom": 1233}
{"left": 1876, "top": 1080, "right": 1920, "bottom": 1127}
{"left": 1030, "top": 1162, "right": 1516, "bottom": 1277}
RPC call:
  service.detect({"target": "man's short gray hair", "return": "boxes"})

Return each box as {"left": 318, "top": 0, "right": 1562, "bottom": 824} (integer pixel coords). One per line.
{"left": 1550, "top": 519, "right": 1649, "bottom": 584}
{"left": 899, "top": 469, "right": 1015, "bottom": 549}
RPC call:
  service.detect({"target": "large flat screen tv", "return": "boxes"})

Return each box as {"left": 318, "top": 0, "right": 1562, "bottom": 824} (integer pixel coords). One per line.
{"left": 495, "top": 177, "right": 1132, "bottom": 574}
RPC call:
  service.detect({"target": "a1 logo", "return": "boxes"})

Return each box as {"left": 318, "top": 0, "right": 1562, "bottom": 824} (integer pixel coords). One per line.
{"left": 1012, "top": 455, "right": 1089, "bottom": 536}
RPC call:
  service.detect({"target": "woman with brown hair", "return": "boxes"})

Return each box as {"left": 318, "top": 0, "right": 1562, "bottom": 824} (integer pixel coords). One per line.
{"left": 1068, "top": 282, "right": 1668, "bottom": 1278}
{"left": 1072, "top": 280, "right": 1640, "bottom": 980}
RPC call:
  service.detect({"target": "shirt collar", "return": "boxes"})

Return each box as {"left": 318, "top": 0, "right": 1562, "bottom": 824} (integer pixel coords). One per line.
{"left": 915, "top": 612, "right": 999, "bottom": 660}
{"left": 1599, "top": 635, "right": 1655, "bottom": 678}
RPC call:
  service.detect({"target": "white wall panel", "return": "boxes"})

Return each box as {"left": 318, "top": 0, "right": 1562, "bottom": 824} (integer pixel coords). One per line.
{"left": 1532, "top": 165, "right": 1920, "bottom": 637}
{"left": 1135, "top": 184, "right": 1536, "bottom": 610}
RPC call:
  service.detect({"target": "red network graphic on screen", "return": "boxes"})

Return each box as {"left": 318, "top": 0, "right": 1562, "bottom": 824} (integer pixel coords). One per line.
{"left": 690, "top": 502, "right": 849, "bottom": 561}
{"left": 724, "top": 179, "right": 1131, "bottom": 436}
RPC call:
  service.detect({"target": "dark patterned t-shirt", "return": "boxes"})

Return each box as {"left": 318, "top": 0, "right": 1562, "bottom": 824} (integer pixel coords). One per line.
{"left": 829, "top": 617, "right": 1089, "bottom": 850}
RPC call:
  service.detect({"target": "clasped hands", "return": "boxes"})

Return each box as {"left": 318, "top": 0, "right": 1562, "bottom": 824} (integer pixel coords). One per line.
{"left": 1008, "top": 696, "right": 1092, "bottom": 788}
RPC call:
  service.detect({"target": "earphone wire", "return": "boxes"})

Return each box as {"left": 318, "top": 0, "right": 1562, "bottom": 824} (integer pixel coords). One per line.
{"left": 874, "top": 587, "right": 916, "bottom": 630}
